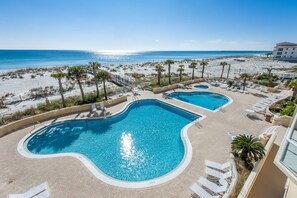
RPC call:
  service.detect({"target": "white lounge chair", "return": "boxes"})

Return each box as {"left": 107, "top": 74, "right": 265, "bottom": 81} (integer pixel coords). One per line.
{"left": 91, "top": 103, "right": 96, "bottom": 113}
{"left": 190, "top": 183, "right": 219, "bottom": 198}
{"left": 198, "top": 176, "right": 228, "bottom": 193}
{"left": 205, "top": 160, "right": 231, "bottom": 171}
{"left": 99, "top": 102, "right": 106, "bottom": 111}
{"left": 8, "top": 182, "right": 49, "bottom": 198}
{"left": 206, "top": 167, "right": 232, "bottom": 179}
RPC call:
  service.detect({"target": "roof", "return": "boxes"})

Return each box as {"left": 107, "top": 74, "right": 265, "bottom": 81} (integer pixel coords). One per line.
{"left": 276, "top": 42, "right": 297, "bottom": 46}
{"left": 276, "top": 46, "right": 297, "bottom": 48}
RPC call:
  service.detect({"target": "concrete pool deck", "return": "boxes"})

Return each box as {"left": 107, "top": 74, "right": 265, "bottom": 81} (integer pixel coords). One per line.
{"left": 0, "top": 85, "right": 288, "bottom": 197}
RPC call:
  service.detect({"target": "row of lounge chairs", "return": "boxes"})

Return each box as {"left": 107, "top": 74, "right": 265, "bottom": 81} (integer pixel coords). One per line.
{"left": 190, "top": 160, "right": 232, "bottom": 198}
{"left": 245, "top": 94, "right": 281, "bottom": 115}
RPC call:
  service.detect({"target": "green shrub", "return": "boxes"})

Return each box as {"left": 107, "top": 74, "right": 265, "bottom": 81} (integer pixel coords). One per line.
{"left": 281, "top": 105, "right": 296, "bottom": 116}
{"left": 258, "top": 79, "right": 277, "bottom": 87}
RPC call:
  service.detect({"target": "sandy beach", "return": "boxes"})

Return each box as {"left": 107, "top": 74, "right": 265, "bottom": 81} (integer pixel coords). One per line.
{"left": 0, "top": 55, "right": 296, "bottom": 116}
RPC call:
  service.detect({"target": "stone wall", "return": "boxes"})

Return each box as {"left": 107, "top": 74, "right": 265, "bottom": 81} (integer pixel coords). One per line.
{"left": 152, "top": 79, "right": 204, "bottom": 94}
{"left": 0, "top": 96, "right": 127, "bottom": 138}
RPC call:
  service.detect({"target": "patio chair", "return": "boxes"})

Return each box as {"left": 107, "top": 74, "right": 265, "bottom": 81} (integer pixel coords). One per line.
{"left": 205, "top": 160, "right": 231, "bottom": 171}
{"left": 190, "top": 183, "right": 219, "bottom": 198}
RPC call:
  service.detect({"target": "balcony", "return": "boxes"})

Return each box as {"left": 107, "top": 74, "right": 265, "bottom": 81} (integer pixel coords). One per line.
{"left": 275, "top": 111, "right": 297, "bottom": 184}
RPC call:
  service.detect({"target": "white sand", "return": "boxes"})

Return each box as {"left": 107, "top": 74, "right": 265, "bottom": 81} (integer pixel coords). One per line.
{"left": 0, "top": 56, "right": 296, "bottom": 116}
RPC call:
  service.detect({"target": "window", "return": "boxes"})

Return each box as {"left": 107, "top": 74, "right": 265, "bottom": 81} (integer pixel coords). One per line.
{"left": 290, "top": 56, "right": 293, "bottom": 58}
{"left": 292, "top": 52, "right": 294, "bottom": 54}
{"left": 276, "top": 56, "right": 281, "bottom": 58}
{"left": 293, "top": 48, "right": 295, "bottom": 50}
{"left": 278, "top": 48, "right": 284, "bottom": 51}
{"left": 284, "top": 56, "right": 286, "bottom": 58}
{"left": 286, "top": 48, "right": 288, "bottom": 50}
{"left": 285, "top": 52, "right": 287, "bottom": 54}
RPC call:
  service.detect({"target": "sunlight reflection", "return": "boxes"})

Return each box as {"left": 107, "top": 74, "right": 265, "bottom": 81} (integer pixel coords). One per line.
{"left": 120, "top": 132, "right": 144, "bottom": 167}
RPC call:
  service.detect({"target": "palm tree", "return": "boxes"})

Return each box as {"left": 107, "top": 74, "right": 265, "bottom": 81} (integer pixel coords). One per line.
{"left": 220, "top": 62, "right": 228, "bottom": 78}
{"left": 240, "top": 73, "right": 251, "bottom": 91}
{"left": 200, "top": 60, "right": 208, "bottom": 78}
{"left": 89, "top": 61, "right": 101, "bottom": 98}
{"left": 265, "top": 66, "right": 273, "bottom": 76}
{"left": 164, "top": 60, "right": 174, "bottom": 84}
{"left": 51, "top": 72, "right": 67, "bottom": 107}
{"left": 231, "top": 134, "right": 265, "bottom": 169}
{"left": 177, "top": 65, "right": 185, "bottom": 82}
{"left": 155, "top": 64, "right": 165, "bottom": 86}
{"left": 227, "top": 64, "right": 231, "bottom": 79}
{"left": 95, "top": 70, "right": 112, "bottom": 100}
{"left": 67, "top": 66, "right": 87, "bottom": 102}
{"left": 285, "top": 79, "right": 297, "bottom": 100}
{"left": 188, "top": 62, "right": 198, "bottom": 80}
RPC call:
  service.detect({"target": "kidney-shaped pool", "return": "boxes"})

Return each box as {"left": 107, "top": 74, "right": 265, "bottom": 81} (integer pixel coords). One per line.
{"left": 21, "top": 99, "right": 200, "bottom": 187}
{"left": 169, "top": 91, "right": 230, "bottom": 111}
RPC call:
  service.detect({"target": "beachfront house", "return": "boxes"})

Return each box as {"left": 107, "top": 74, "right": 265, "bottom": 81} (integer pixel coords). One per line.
{"left": 273, "top": 42, "right": 297, "bottom": 62}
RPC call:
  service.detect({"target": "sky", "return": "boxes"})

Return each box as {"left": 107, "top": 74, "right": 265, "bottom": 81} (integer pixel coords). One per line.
{"left": 0, "top": 0, "right": 296, "bottom": 51}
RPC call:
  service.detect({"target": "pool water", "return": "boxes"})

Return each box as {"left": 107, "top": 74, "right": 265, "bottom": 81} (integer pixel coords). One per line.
{"left": 26, "top": 100, "right": 199, "bottom": 182}
{"left": 194, "top": 85, "right": 209, "bottom": 89}
{"left": 169, "top": 92, "right": 229, "bottom": 111}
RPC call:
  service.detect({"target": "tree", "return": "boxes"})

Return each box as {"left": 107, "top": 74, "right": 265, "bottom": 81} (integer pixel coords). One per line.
{"left": 231, "top": 134, "right": 265, "bottom": 169}
{"left": 95, "top": 70, "right": 112, "bottom": 100}
{"left": 220, "top": 62, "right": 228, "bottom": 78}
{"left": 68, "top": 66, "right": 87, "bottom": 102}
{"left": 285, "top": 79, "right": 297, "bottom": 100}
{"left": 51, "top": 72, "right": 67, "bottom": 107}
{"left": 227, "top": 64, "right": 231, "bottom": 79}
{"left": 240, "top": 73, "right": 251, "bottom": 91}
{"left": 265, "top": 66, "right": 273, "bottom": 76}
{"left": 177, "top": 65, "right": 185, "bottom": 82}
{"left": 188, "top": 62, "right": 198, "bottom": 80}
{"left": 164, "top": 60, "right": 174, "bottom": 84}
{"left": 155, "top": 64, "right": 165, "bottom": 86}
{"left": 89, "top": 61, "right": 101, "bottom": 98}
{"left": 200, "top": 60, "right": 208, "bottom": 78}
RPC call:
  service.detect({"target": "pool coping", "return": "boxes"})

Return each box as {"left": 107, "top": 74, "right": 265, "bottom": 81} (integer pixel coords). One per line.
{"left": 168, "top": 90, "right": 233, "bottom": 113}
{"left": 17, "top": 98, "right": 206, "bottom": 189}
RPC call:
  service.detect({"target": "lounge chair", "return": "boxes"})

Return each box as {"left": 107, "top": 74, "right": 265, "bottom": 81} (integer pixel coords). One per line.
{"left": 8, "top": 182, "right": 49, "bottom": 198}
{"left": 198, "top": 176, "right": 228, "bottom": 193}
{"left": 99, "top": 102, "right": 106, "bottom": 111}
{"left": 190, "top": 183, "right": 219, "bottom": 198}
{"left": 205, "top": 160, "right": 231, "bottom": 171}
{"left": 91, "top": 104, "right": 96, "bottom": 113}
{"left": 205, "top": 167, "right": 232, "bottom": 179}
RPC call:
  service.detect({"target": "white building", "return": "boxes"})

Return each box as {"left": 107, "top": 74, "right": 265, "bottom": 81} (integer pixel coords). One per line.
{"left": 273, "top": 42, "right": 297, "bottom": 61}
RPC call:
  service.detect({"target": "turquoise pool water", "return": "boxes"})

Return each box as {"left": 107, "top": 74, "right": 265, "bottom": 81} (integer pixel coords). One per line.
{"left": 26, "top": 100, "right": 199, "bottom": 182}
{"left": 169, "top": 92, "right": 229, "bottom": 111}
{"left": 194, "top": 85, "right": 209, "bottom": 89}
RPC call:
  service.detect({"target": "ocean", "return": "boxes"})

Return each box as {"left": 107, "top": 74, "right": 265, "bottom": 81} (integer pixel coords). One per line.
{"left": 0, "top": 50, "right": 269, "bottom": 70}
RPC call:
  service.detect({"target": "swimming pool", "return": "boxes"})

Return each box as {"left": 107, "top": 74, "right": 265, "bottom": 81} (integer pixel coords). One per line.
{"left": 194, "top": 85, "right": 209, "bottom": 89}
{"left": 22, "top": 99, "right": 200, "bottom": 187}
{"left": 168, "top": 91, "right": 230, "bottom": 111}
